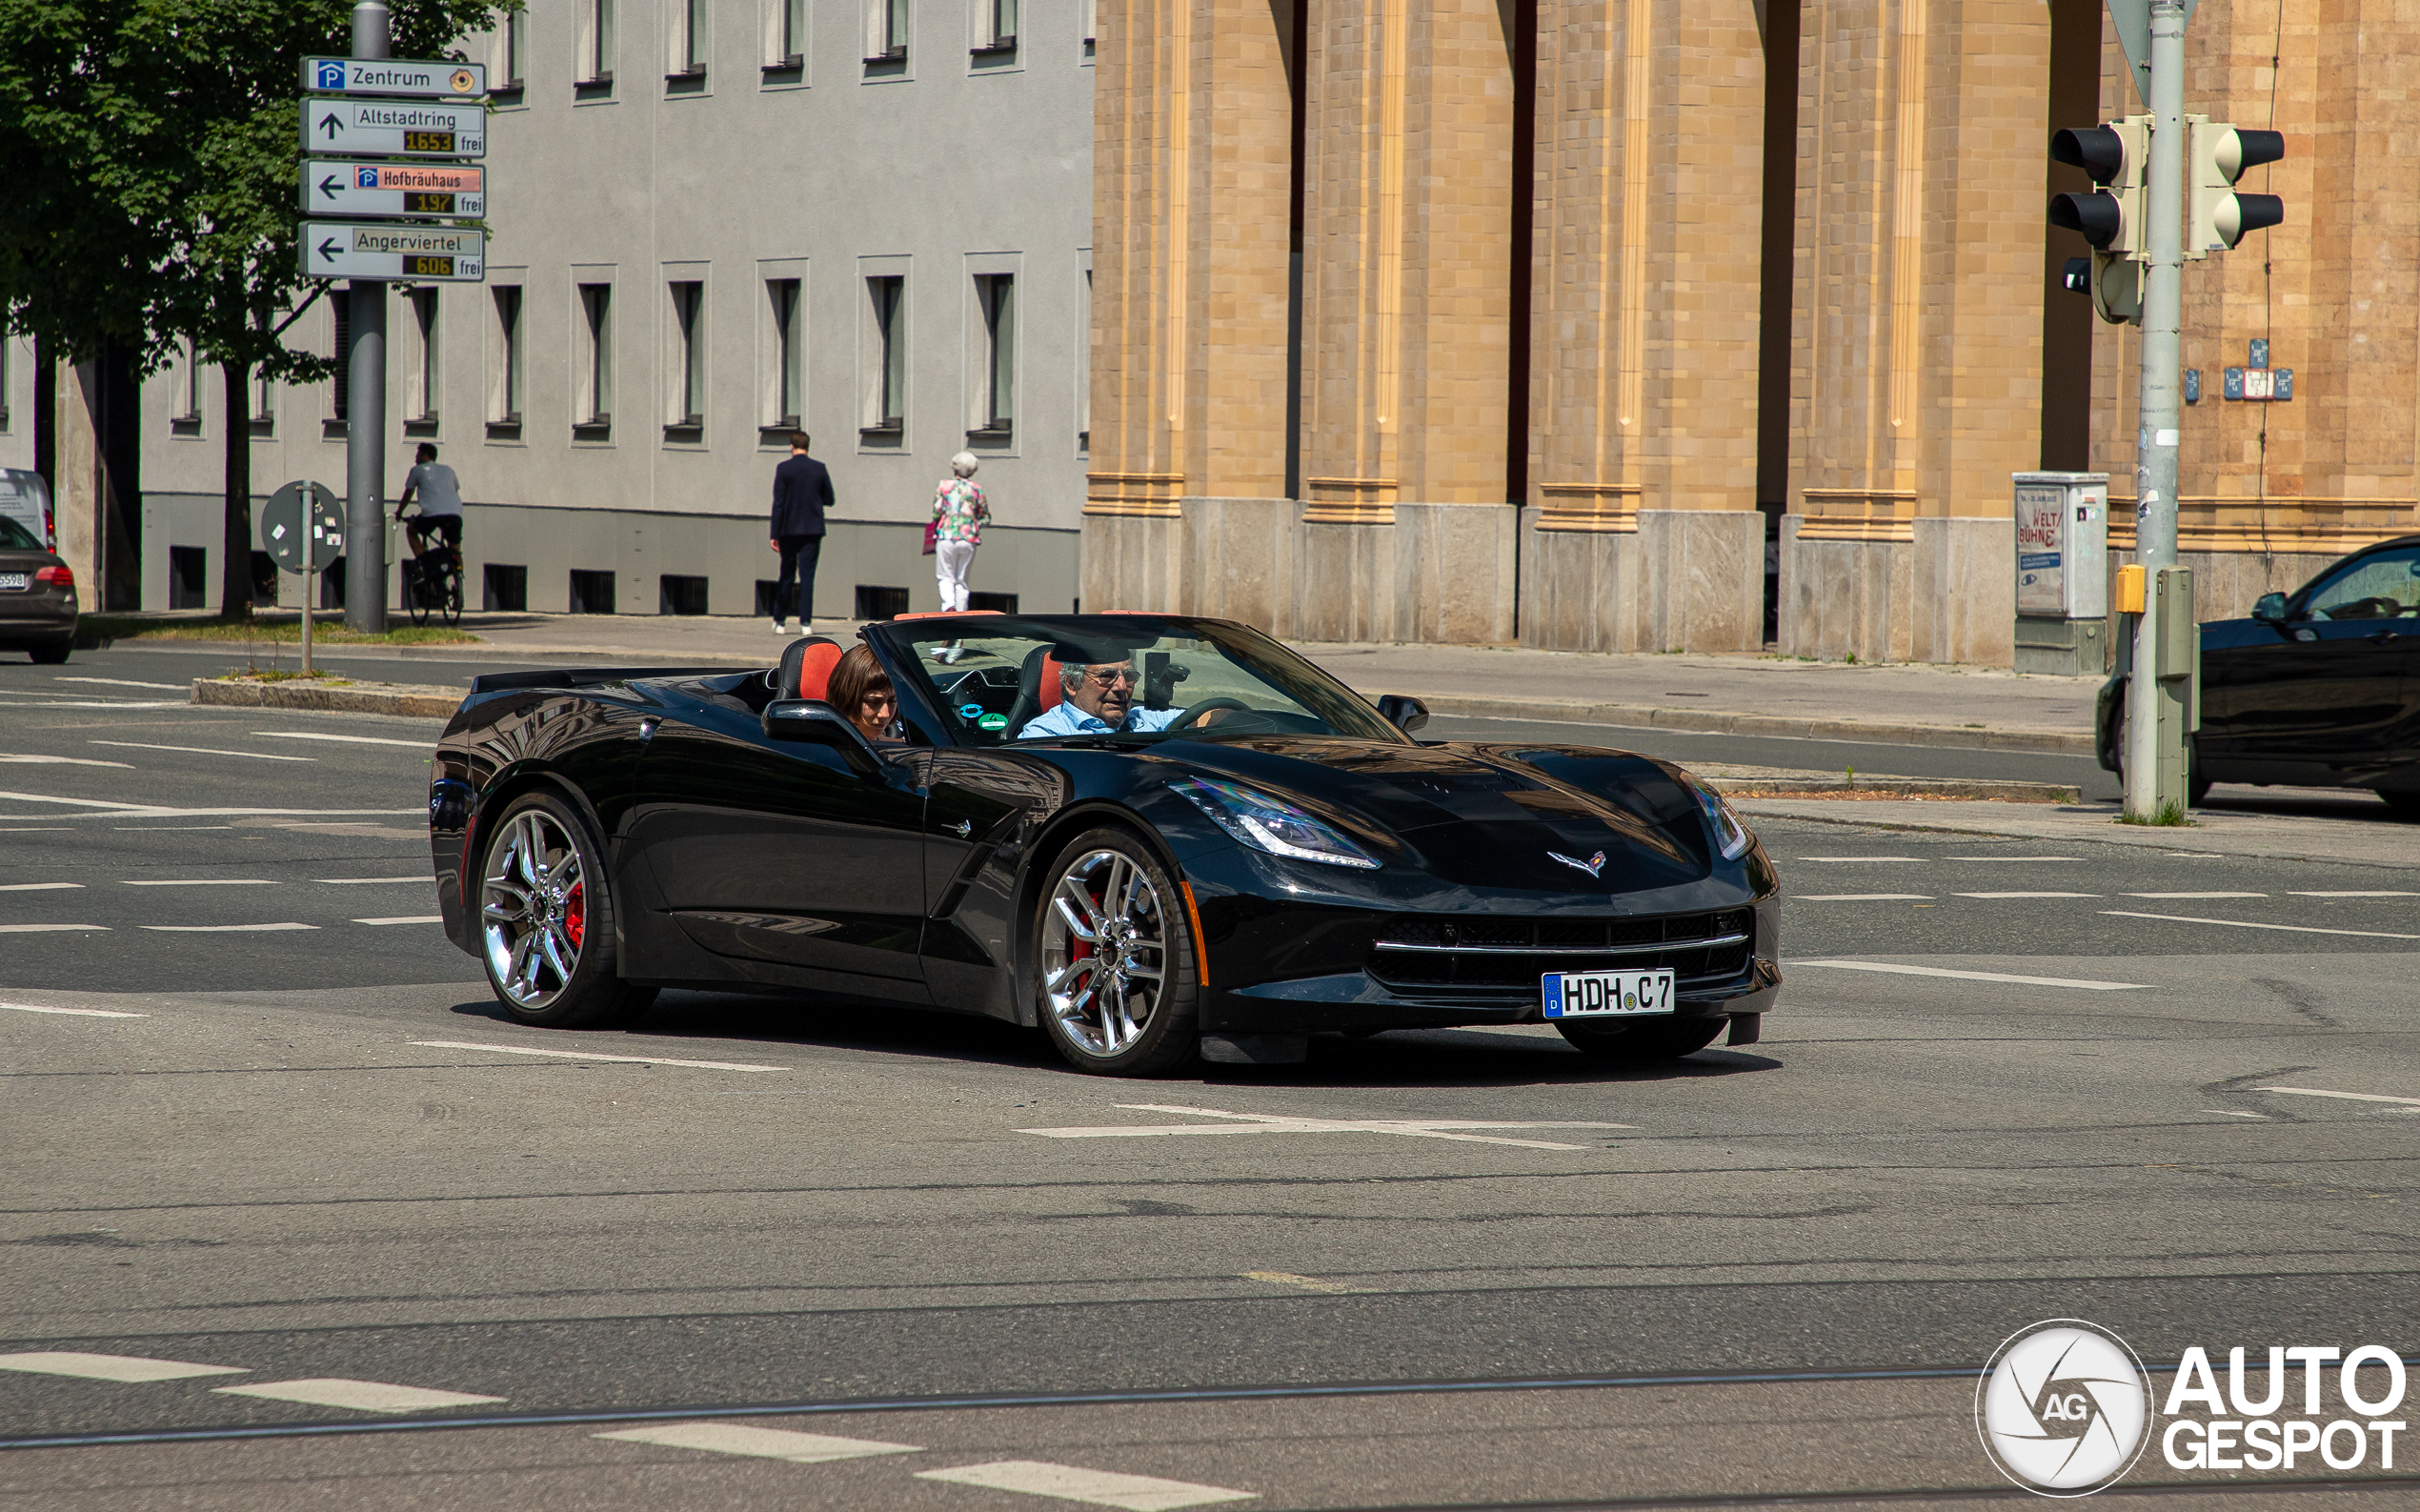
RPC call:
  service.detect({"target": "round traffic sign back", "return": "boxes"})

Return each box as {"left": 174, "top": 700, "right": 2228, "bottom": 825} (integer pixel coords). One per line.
{"left": 262, "top": 481, "right": 345, "bottom": 574}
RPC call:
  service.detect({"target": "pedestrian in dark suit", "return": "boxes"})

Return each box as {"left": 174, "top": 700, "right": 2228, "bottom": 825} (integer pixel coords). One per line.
{"left": 769, "top": 431, "right": 835, "bottom": 634}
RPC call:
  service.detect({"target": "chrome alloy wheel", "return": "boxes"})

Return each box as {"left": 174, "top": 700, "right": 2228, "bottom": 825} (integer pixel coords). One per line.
{"left": 482, "top": 810, "right": 588, "bottom": 1009}
{"left": 1039, "top": 847, "right": 1170, "bottom": 1058}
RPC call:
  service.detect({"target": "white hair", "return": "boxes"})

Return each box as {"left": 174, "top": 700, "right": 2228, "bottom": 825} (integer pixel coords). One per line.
{"left": 949, "top": 451, "right": 979, "bottom": 478}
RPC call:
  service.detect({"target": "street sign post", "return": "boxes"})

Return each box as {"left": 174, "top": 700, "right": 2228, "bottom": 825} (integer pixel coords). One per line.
{"left": 303, "top": 55, "right": 486, "bottom": 98}
{"left": 301, "top": 160, "right": 485, "bottom": 219}
{"left": 301, "top": 223, "right": 485, "bottom": 281}
{"left": 261, "top": 481, "right": 345, "bottom": 674}
{"left": 303, "top": 98, "right": 487, "bottom": 158}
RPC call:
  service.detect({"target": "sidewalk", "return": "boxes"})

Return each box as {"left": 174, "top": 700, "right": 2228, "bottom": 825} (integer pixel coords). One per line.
{"left": 388, "top": 614, "right": 2104, "bottom": 756}
{"left": 1733, "top": 795, "right": 2420, "bottom": 870}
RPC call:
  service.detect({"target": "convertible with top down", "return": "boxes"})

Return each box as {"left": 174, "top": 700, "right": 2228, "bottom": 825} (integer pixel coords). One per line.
{"left": 426, "top": 613, "right": 1782, "bottom": 1076}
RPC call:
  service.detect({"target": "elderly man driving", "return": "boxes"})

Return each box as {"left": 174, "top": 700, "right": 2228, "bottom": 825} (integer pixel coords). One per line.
{"left": 1018, "top": 656, "right": 1221, "bottom": 738}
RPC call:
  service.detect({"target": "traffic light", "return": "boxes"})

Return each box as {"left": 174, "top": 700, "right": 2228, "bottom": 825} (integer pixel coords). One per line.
{"left": 2188, "top": 117, "right": 2286, "bottom": 258}
{"left": 2048, "top": 116, "right": 2149, "bottom": 326}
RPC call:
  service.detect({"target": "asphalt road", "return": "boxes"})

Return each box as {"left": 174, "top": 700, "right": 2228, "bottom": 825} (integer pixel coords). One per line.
{"left": 2, "top": 644, "right": 2416, "bottom": 1510}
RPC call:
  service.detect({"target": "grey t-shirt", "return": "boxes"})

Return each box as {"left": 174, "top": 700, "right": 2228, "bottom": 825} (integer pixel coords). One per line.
{"left": 405, "top": 463, "right": 462, "bottom": 516}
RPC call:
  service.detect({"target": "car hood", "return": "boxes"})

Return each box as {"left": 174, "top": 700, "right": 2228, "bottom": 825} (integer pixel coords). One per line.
{"left": 1165, "top": 735, "right": 1717, "bottom": 891}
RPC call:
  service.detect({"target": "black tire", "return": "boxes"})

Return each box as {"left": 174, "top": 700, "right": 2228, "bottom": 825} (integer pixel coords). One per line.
{"left": 440, "top": 563, "right": 463, "bottom": 626}
{"left": 2377, "top": 790, "right": 2420, "bottom": 819}
{"left": 1555, "top": 1014, "right": 1727, "bottom": 1060}
{"left": 404, "top": 561, "right": 432, "bottom": 627}
{"left": 475, "top": 791, "right": 657, "bottom": 1028}
{"left": 1033, "top": 827, "right": 1200, "bottom": 1076}
{"left": 28, "top": 639, "right": 71, "bottom": 665}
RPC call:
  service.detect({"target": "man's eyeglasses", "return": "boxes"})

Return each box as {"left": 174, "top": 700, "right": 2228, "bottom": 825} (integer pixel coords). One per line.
{"left": 1082, "top": 666, "right": 1139, "bottom": 688}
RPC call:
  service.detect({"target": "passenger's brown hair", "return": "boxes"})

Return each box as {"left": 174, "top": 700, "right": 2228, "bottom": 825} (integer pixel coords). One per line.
{"left": 826, "top": 644, "right": 894, "bottom": 720}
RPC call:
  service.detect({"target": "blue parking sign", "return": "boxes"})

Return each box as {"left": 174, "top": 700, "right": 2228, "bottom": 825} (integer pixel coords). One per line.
{"left": 315, "top": 59, "right": 348, "bottom": 90}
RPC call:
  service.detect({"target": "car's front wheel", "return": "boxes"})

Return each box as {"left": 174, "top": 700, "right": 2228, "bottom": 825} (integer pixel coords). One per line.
{"left": 478, "top": 792, "right": 656, "bottom": 1029}
{"left": 1555, "top": 1015, "right": 1727, "bottom": 1060}
{"left": 1034, "top": 828, "right": 1200, "bottom": 1076}
{"left": 29, "top": 639, "right": 71, "bottom": 665}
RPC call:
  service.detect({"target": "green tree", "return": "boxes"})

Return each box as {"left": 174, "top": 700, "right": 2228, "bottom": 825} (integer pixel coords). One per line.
{"left": 0, "top": 0, "right": 509, "bottom": 619}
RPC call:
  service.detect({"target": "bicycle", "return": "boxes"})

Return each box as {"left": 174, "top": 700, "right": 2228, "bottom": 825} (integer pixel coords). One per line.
{"left": 403, "top": 542, "right": 463, "bottom": 627}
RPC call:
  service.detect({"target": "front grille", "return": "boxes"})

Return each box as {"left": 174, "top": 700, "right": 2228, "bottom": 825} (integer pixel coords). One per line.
{"left": 1367, "top": 908, "right": 1754, "bottom": 997}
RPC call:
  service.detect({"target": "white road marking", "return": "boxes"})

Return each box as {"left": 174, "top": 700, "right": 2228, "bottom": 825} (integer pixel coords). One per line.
{"left": 2289, "top": 891, "right": 2417, "bottom": 897}
{"left": 1796, "top": 894, "right": 1933, "bottom": 901}
{"left": 0, "top": 789, "right": 420, "bottom": 818}
{"left": 251, "top": 731, "right": 432, "bottom": 749}
{"left": 2122, "top": 892, "right": 2267, "bottom": 898}
{"left": 0, "top": 754, "right": 132, "bottom": 767}
{"left": 91, "top": 740, "right": 315, "bottom": 762}
{"left": 1241, "top": 1271, "right": 1358, "bottom": 1294}
{"left": 0, "top": 882, "right": 81, "bottom": 891}
{"left": 122, "top": 878, "right": 278, "bottom": 887}
{"left": 2253, "top": 1086, "right": 2420, "bottom": 1108}
{"left": 916, "top": 1461, "right": 1256, "bottom": 1510}
{"left": 140, "top": 923, "right": 317, "bottom": 933}
{"left": 1952, "top": 892, "right": 2099, "bottom": 899}
{"left": 0, "top": 1351, "right": 245, "bottom": 1382}
{"left": 594, "top": 1424, "right": 921, "bottom": 1463}
{"left": 53, "top": 677, "right": 190, "bottom": 691}
{"left": 2100, "top": 910, "right": 2420, "bottom": 940}
{"left": 410, "top": 1039, "right": 790, "bottom": 1073}
{"left": 113, "top": 825, "right": 231, "bottom": 831}
{"left": 0, "top": 1001, "right": 145, "bottom": 1018}
{"left": 1796, "top": 856, "right": 1919, "bottom": 862}
{"left": 212, "top": 1378, "right": 504, "bottom": 1413}
{"left": 1790, "top": 959, "right": 2151, "bottom": 991}
{"left": 0, "top": 923, "right": 110, "bottom": 933}
{"left": 1945, "top": 856, "right": 2083, "bottom": 861}
{"left": 2203, "top": 1110, "right": 2268, "bottom": 1119}
{"left": 354, "top": 916, "right": 441, "bottom": 926}
{"left": 1022, "top": 1104, "right": 1633, "bottom": 1151}
{"left": 0, "top": 827, "right": 71, "bottom": 833}
{"left": 318, "top": 877, "right": 430, "bottom": 885}
{"left": 0, "top": 700, "right": 184, "bottom": 709}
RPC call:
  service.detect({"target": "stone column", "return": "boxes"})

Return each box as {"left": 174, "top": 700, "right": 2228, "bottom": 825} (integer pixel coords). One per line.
{"left": 1522, "top": 0, "right": 1765, "bottom": 653}
{"left": 1084, "top": 0, "right": 1296, "bottom": 618}
{"left": 1784, "top": 0, "right": 2044, "bottom": 665}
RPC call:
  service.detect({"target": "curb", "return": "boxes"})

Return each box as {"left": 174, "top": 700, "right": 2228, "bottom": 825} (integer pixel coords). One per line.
{"left": 1702, "top": 776, "right": 2079, "bottom": 803}
{"left": 1414, "top": 694, "right": 2095, "bottom": 756}
{"left": 192, "top": 677, "right": 462, "bottom": 719}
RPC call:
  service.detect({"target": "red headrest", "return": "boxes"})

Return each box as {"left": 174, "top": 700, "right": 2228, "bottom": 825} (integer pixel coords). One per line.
{"left": 776, "top": 637, "right": 844, "bottom": 701}
{"left": 1038, "top": 655, "right": 1064, "bottom": 712}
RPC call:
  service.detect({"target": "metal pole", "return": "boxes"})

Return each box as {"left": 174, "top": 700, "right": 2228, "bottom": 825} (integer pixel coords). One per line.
{"left": 302, "top": 574, "right": 314, "bottom": 675}
{"left": 343, "top": 0, "right": 391, "bottom": 634}
{"left": 2123, "top": 0, "right": 2187, "bottom": 819}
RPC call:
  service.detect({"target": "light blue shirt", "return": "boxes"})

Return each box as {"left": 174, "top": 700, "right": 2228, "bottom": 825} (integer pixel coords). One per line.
{"left": 1018, "top": 701, "right": 1186, "bottom": 739}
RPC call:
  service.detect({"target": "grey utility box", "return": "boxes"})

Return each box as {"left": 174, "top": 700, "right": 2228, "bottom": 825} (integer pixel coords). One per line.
{"left": 2011, "top": 471, "right": 2109, "bottom": 675}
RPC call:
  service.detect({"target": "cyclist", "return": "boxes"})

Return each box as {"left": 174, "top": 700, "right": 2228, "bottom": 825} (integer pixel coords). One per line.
{"left": 395, "top": 443, "right": 464, "bottom": 564}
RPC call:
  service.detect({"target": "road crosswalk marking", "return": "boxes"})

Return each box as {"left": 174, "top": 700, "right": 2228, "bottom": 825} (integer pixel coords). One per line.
{"left": 1797, "top": 894, "right": 1931, "bottom": 901}
{"left": 212, "top": 1378, "right": 504, "bottom": 1412}
{"left": 354, "top": 916, "right": 442, "bottom": 925}
{"left": 90, "top": 740, "right": 316, "bottom": 763}
{"left": 1022, "top": 1104, "right": 1632, "bottom": 1151}
{"left": 0, "top": 1351, "right": 245, "bottom": 1382}
{"left": 140, "top": 923, "right": 317, "bottom": 933}
{"left": 1791, "top": 960, "right": 2150, "bottom": 991}
{"left": 917, "top": 1460, "right": 1255, "bottom": 1510}
{"left": 0, "top": 1001, "right": 145, "bottom": 1018}
{"left": 2100, "top": 910, "right": 2420, "bottom": 940}
{"left": 594, "top": 1423, "right": 921, "bottom": 1463}
{"left": 0, "top": 923, "right": 110, "bottom": 933}
{"left": 412, "top": 1039, "right": 790, "bottom": 1073}
{"left": 1951, "top": 891, "right": 2098, "bottom": 899}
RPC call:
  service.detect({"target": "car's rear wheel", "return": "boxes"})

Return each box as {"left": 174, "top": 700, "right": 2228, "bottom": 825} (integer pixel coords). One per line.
{"left": 478, "top": 792, "right": 655, "bottom": 1029}
{"left": 1555, "top": 1014, "right": 1727, "bottom": 1060}
{"left": 29, "top": 639, "right": 71, "bottom": 665}
{"left": 1035, "top": 828, "right": 1200, "bottom": 1076}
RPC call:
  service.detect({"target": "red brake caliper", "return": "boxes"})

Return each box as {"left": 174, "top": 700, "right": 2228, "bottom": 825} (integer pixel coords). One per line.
{"left": 562, "top": 881, "right": 586, "bottom": 949}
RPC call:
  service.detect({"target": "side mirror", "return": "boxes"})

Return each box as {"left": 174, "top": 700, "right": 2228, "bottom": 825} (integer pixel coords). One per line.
{"left": 1376, "top": 694, "right": 1429, "bottom": 734}
{"left": 2251, "top": 592, "right": 2289, "bottom": 623}
{"left": 762, "top": 699, "right": 882, "bottom": 776}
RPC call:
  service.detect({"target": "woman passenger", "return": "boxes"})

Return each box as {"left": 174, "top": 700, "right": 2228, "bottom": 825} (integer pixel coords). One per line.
{"left": 826, "top": 645, "right": 899, "bottom": 742}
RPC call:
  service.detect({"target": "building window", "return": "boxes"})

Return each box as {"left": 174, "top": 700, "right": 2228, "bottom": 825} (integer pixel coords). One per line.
{"left": 970, "top": 272, "right": 1013, "bottom": 440}
{"left": 862, "top": 274, "right": 905, "bottom": 435}
{"left": 668, "top": 280, "right": 705, "bottom": 436}
{"left": 504, "top": 9, "right": 528, "bottom": 86}
{"left": 579, "top": 0, "right": 615, "bottom": 84}
{"left": 490, "top": 285, "right": 524, "bottom": 431}
{"left": 766, "top": 277, "right": 803, "bottom": 436}
{"left": 576, "top": 282, "right": 614, "bottom": 437}
{"left": 1077, "top": 266, "right": 1091, "bottom": 451}
{"left": 568, "top": 568, "right": 617, "bottom": 614}
{"left": 251, "top": 372, "right": 275, "bottom": 437}
{"left": 867, "top": 0, "right": 907, "bottom": 61}
{"left": 1081, "top": 0, "right": 1095, "bottom": 45}
{"left": 975, "top": 0, "right": 1015, "bottom": 51}
{"left": 404, "top": 288, "right": 439, "bottom": 428}
{"left": 778, "top": 0, "right": 806, "bottom": 63}
{"left": 0, "top": 336, "right": 10, "bottom": 431}
{"left": 672, "top": 0, "right": 707, "bottom": 75}
{"left": 171, "top": 339, "right": 205, "bottom": 434}
{"left": 483, "top": 563, "right": 528, "bottom": 612}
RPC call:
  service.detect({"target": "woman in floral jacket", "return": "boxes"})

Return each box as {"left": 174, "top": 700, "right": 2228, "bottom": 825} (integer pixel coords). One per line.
{"left": 931, "top": 451, "right": 990, "bottom": 617}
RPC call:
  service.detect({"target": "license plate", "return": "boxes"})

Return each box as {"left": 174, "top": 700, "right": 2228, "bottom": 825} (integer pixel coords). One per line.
{"left": 0, "top": 573, "right": 25, "bottom": 591}
{"left": 1543, "top": 968, "right": 1676, "bottom": 1018}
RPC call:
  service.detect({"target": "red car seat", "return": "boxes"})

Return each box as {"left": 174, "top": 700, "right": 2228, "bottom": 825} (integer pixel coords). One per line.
{"left": 775, "top": 636, "right": 844, "bottom": 700}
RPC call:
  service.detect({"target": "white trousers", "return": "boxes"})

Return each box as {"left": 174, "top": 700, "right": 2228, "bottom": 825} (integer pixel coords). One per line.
{"left": 935, "top": 538, "right": 977, "bottom": 612}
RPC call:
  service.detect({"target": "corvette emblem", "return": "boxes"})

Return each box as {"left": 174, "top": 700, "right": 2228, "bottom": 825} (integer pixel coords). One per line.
{"left": 1548, "top": 849, "right": 1607, "bottom": 879}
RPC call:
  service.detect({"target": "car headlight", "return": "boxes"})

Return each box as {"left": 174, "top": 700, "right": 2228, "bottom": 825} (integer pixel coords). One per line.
{"left": 1695, "top": 784, "right": 1753, "bottom": 860}
{"left": 1170, "top": 776, "right": 1381, "bottom": 870}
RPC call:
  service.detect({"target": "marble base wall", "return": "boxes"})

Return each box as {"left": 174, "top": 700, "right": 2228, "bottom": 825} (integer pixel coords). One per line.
{"left": 1781, "top": 516, "right": 2018, "bottom": 667}
{"left": 1636, "top": 510, "right": 1765, "bottom": 653}
{"left": 1079, "top": 512, "right": 1185, "bottom": 614}
{"left": 1908, "top": 517, "right": 2015, "bottom": 666}
{"left": 1518, "top": 508, "right": 1644, "bottom": 653}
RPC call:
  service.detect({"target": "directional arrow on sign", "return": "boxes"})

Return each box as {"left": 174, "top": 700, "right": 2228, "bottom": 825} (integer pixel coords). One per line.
{"left": 316, "top": 236, "right": 343, "bottom": 264}
{"left": 318, "top": 111, "right": 342, "bottom": 141}
{"left": 316, "top": 174, "right": 343, "bottom": 202}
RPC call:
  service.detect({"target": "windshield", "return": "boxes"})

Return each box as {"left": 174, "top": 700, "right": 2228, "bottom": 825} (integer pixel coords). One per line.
{"left": 871, "top": 615, "right": 1409, "bottom": 747}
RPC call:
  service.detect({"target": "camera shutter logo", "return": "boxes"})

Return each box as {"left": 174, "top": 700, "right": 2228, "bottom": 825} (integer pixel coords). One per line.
{"left": 1975, "top": 1320, "right": 2153, "bottom": 1497}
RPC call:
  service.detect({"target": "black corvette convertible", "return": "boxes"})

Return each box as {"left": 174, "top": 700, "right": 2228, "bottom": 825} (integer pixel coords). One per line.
{"left": 428, "top": 613, "right": 1782, "bottom": 1076}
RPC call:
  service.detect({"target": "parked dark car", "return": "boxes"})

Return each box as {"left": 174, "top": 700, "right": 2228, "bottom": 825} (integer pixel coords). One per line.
{"left": 0, "top": 514, "right": 77, "bottom": 665}
{"left": 2097, "top": 534, "right": 2420, "bottom": 815}
{"left": 427, "top": 614, "right": 1782, "bottom": 1077}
